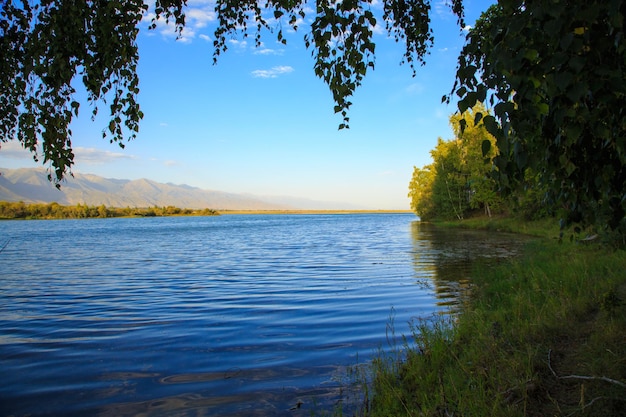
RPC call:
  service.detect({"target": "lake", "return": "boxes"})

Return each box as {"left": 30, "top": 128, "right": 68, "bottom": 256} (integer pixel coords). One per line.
{"left": 0, "top": 214, "right": 525, "bottom": 416}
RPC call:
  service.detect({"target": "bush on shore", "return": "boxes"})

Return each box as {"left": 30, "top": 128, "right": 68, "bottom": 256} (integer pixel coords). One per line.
{"left": 0, "top": 201, "right": 219, "bottom": 219}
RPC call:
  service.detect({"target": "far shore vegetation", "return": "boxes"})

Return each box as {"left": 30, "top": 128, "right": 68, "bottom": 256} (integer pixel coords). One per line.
{"left": 219, "top": 209, "right": 413, "bottom": 215}
{"left": 0, "top": 201, "right": 415, "bottom": 220}
{"left": 0, "top": 201, "right": 219, "bottom": 220}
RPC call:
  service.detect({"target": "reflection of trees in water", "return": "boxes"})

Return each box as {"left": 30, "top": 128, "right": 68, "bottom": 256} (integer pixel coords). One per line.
{"left": 409, "top": 221, "right": 526, "bottom": 312}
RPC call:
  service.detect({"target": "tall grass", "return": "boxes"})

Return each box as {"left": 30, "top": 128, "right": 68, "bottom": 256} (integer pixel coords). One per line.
{"left": 340, "top": 226, "right": 626, "bottom": 417}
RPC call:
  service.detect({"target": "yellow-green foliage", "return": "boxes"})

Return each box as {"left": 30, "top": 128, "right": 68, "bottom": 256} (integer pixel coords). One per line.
{"left": 408, "top": 103, "right": 505, "bottom": 221}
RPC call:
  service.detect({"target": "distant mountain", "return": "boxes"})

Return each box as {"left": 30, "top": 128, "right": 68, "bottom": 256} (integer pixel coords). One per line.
{"left": 0, "top": 167, "right": 296, "bottom": 210}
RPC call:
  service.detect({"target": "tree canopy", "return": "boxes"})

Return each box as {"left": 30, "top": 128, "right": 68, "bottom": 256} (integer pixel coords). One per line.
{"left": 450, "top": 0, "right": 626, "bottom": 235}
{"left": 2, "top": 0, "right": 626, "bottom": 236}
{"left": 408, "top": 103, "right": 502, "bottom": 221}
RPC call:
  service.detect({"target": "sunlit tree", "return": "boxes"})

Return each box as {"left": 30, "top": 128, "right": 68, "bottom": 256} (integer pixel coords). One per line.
{"left": 449, "top": 102, "right": 502, "bottom": 217}
{"left": 409, "top": 104, "right": 503, "bottom": 220}
{"left": 408, "top": 164, "right": 435, "bottom": 220}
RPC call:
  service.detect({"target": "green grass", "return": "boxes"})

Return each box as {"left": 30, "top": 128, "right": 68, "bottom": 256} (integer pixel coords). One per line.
{"left": 435, "top": 215, "right": 562, "bottom": 238}
{"left": 334, "top": 219, "right": 626, "bottom": 417}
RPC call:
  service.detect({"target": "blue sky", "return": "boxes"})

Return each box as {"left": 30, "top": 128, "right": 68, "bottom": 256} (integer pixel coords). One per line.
{"left": 0, "top": 0, "right": 494, "bottom": 209}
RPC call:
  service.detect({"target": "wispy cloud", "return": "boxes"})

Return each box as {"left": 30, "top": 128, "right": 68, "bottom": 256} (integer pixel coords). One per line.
{"left": 143, "top": 3, "right": 216, "bottom": 43}
{"left": 74, "top": 147, "right": 136, "bottom": 164}
{"left": 253, "top": 43, "right": 285, "bottom": 55}
{"left": 0, "top": 143, "right": 136, "bottom": 166}
{"left": 228, "top": 39, "right": 248, "bottom": 49}
{"left": 406, "top": 82, "right": 424, "bottom": 95}
{"left": 433, "top": 0, "right": 451, "bottom": 17}
{"left": 371, "top": 22, "right": 385, "bottom": 35}
{"left": 251, "top": 65, "right": 294, "bottom": 78}
{"left": 186, "top": 7, "right": 216, "bottom": 28}
{"left": 0, "top": 141, "right": 34, "bottom": 159}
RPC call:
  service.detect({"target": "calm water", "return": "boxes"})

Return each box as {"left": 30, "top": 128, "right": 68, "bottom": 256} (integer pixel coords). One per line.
{"left": 0, "top": 214, "right": 525, "bottom": 416}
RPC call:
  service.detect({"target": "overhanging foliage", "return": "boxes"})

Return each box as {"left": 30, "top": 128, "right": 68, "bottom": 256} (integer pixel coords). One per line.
{"left": 0, "top": 0, "right": 464, "bottom": 184}
{"left": 449, "top": 0, "right": 626, "bottom": 233}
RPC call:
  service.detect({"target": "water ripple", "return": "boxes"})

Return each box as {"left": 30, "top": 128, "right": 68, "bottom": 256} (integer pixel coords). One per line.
{"left": 0, "top": 214, "right": 526, "bottom": 416}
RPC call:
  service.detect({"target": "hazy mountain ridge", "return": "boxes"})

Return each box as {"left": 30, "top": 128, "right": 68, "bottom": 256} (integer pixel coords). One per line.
{"left": 0, "top": 168, "right": 358, "bottom": 210}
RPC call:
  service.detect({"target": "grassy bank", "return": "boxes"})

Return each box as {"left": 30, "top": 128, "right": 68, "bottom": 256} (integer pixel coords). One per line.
{"left": 349, "top": 219, "right": 626, "bottom": 417}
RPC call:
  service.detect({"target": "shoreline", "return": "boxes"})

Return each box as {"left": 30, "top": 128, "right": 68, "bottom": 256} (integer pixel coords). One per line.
{"left": 354, "top": 217, "right": 626, "bottom": 417}
{"left": 0, "top": 201, "right": 413, "bottom": 220}
{"left": 219, "top": 209, "right": 413, "bottom": 215}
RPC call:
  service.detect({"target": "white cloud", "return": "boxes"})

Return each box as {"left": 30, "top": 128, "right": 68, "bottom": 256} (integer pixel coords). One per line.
{"left": 228, "top": 39, "right": 248, "bottom": 49}
{"left": 141, "top": 11, "right": 156, "bottom": 25}
{"left": 177, "top": 31, "right": 196, "bottom": 44}
{"left": 433, "top": 0, "right": 450, "bottom": 17}
{"left": 0, "top": 143, "right": 136, "bottom": 166}
{"left": 283, "top": 16, "right": 306, "bottom": 33}
{"left": 253, "top": 47, "right": 284, "bottom": 55}
{"left": 74, "top": 147, "right": 136, "bottom": 164}
{"left": 144, "top": 3, "right": 216, "bottom": 43}
{"left": 186, "top": 8, "right": 216, "bottom": 28}
{"left": 150, "top": 19, "right": 196, "bottom": 43}
{"left": 0, "top": 141, "right": 34, "bottom": 159}
{"left": 371, "top": 22, "right": 385, "bottom": 35}
{"left": 199, "top": 34, "right": 211, "bottom": 41}
{"left": 462, "top": 25, "right": 472, "bottom": 33}
{"left": 251, "top": 65, "right": 294, "bottom": 78}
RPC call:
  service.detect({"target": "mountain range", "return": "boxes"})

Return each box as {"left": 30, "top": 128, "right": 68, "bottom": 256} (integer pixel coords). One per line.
{"left": 0, "top": 167, "right": 361, "bottom": 210}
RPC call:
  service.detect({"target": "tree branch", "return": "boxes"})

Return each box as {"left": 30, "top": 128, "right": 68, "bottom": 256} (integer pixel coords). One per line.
{"left": 547, "top": 349, "right": 626, "bottom": 389}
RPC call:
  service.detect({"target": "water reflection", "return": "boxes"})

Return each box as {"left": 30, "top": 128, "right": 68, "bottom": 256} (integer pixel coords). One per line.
{"left": 410, "top": 221, "right": 527, "bottom": 312}
{"left": 96, "top": 366, "right": 343, "bottom": 417}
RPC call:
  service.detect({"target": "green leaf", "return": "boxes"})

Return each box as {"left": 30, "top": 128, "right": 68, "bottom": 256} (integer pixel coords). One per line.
{"left": 474, "top": 111, "right": 483, "bottom": 125}
{"left": 459, "top": 118, "right": 467, "bottom": 134}
{"left": 523, "top": 49, "right": 538, "bottom": 61}
{"left": 481, "top": 139, "right": 491, "bottom": 157}
{"left": 482, "top": 115, "right": 499, "bottom": 137}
